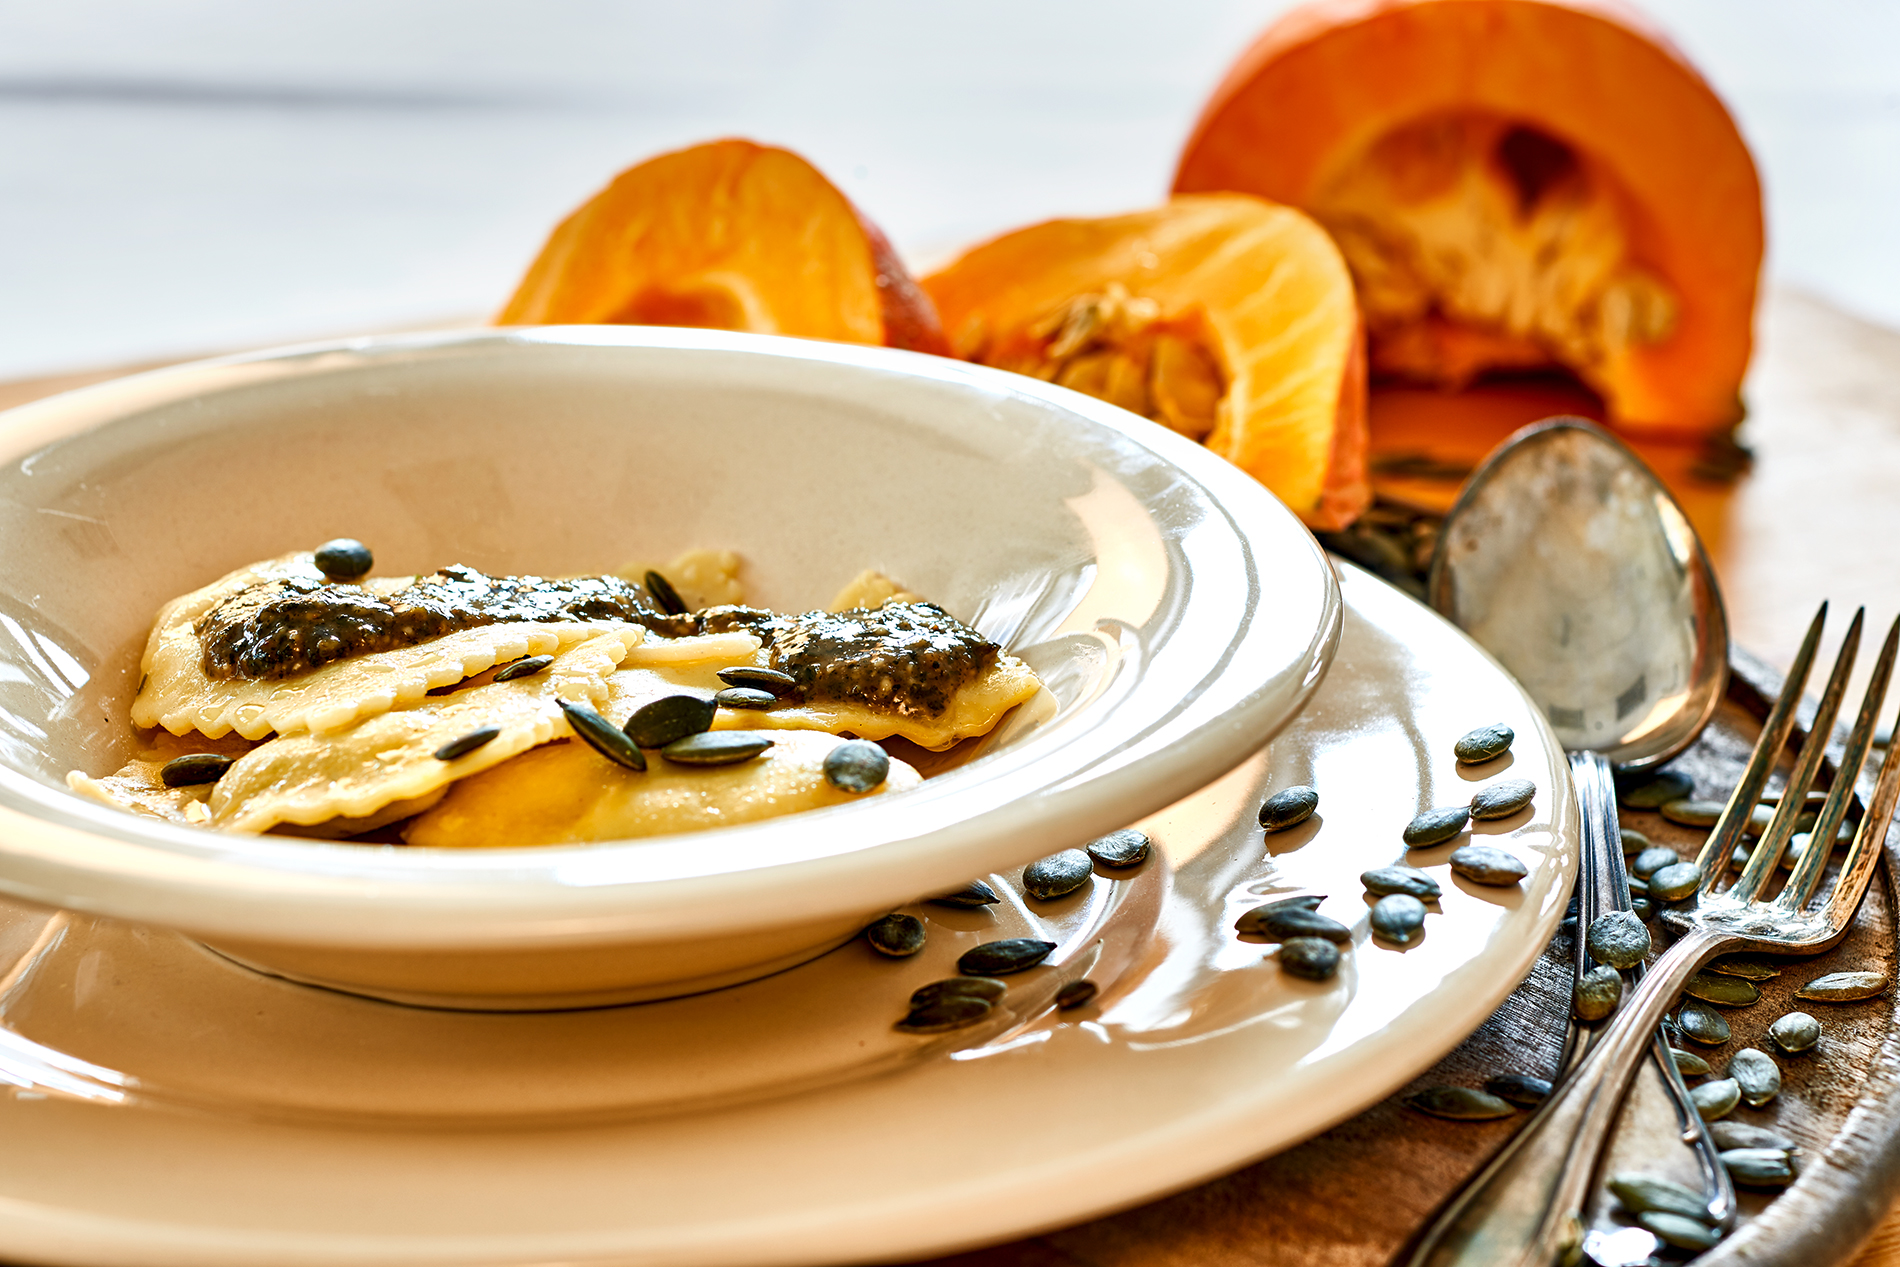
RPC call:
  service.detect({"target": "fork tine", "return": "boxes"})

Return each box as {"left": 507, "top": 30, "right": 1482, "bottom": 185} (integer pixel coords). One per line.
{"left": 1825, "top": 686, "right": 1900, "bottom": 931}
{"left": 1695, "top": 602, "right": 1829, "bottom": 890}
{"left": 1782, "top": 614, "right": 1900, "bottom": 910}
{"left": 1731, "top": 608, "right": 1864, "bottom": 902}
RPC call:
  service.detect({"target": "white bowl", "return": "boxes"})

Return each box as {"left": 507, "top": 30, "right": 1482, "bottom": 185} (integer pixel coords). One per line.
{"left": 0, "top": 327, "right": 1340, "bottom": 1008}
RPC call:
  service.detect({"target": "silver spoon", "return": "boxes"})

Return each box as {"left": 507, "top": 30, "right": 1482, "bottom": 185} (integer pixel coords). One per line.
{"left": 1416, "top": 417, "right": 1732, "bottom": 1266}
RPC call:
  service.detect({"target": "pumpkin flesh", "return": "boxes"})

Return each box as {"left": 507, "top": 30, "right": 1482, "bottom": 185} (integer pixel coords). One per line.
{"left": 924, "top": 194, "right": 1368, "bottom": 530}
{"left": 499, "top": 138, "right": 947, "bottom": 354}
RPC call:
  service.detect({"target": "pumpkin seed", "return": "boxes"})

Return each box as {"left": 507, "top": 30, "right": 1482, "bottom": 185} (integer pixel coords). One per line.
{"left": 1710, "top": 1121, "right": 1797, "bottom": 1152}
{"left": 1670, "top": 1049, "right": 1711, "bottom": 1077}
{"left": 1405, "top": 806, "right": 1470, "bottom": 847}
{"left": 432, "top": 726, "right": 499, "bottom": 761}
{"left": 1449, "top": 844, "right": 1527, "bottom": 886}
{"left": 1630, "top": 846, "right": 1680, "bottom": 879}
{"left": 1574, "top": 966, "right": 1623, "bottom": 1020}
{"left": 1608, "top": 1173, "right": 1712, "bottom": 1222}
{"left": 1404, "top": 1086, "right": 1515, "bottom": 1120}
{"left": 1797, "top": 970, "right": 1889, "bottom": 1002}
{"left": 822, "top": 740, "right": 890, "bottom": 793}
{"left": 1248, "top": 906, "right": 1352, "bottom": 944}
{"left": 1619, "top": 827, "right": 1651, "bottom": 854}
{"left": 1469, "top": 778, "right": 1535, "bottom": 820}
{"left": 716, "top": 665, "right": 798, "bottom": 696}
{"left": 895, "top": 995, "right": 992, "bottom": 1033}
{"left": 1636, "top": 1211, "right": 1720, "bottom": 1251}
{"left": 1769, "top": 1011, "right": 1821, "bottom": 1054}
{"left": 1721, "top": 1147, "right": 1797, "bottom": 1188}
{"left": 1620, "top": 770, "right": 1693, "bottom": 809}
{"left": 1055, "top": 980, "right": 1098, "bottom": 1010}
{"left": 1629, "top": 897, "right": 1656, "bottom": 921}
{"left": 957, "top": 938, "right": 1056, "bottom": 976}
{"left": 1707, "top": 954, "right": 1781, "bottom": 981}
{"left": 1586, "top": 911, "right": 1651, "bottom": 969}
{"left": 1744, "top": 802, "right": 1775, "bottom": 837}
{"left": 1661, "top": 798, "right": 1724, "bottom": 827}
{"left": 158, "top": 753, "right": 234, "bottom": 787}
{"left": 1648, "top": 862, "right": 1700, "bottom": 902}
{"left": 926, "top": 880, "right": 999, "bottom": 908}
{"left": 1370, "top": 894, "right": 1428, "bottom": 945}
{"left": 1728, "top": 1047, "right": 1780, "bottom": 1106}
{"left": 1279, "top": 937, "right": 1341, "bottom": 981}
{"left": 1022, "top": 850, "right": 1092, "bottom": 901}
{"left": 1677, "top": 999, "right": 1731, "bottom": 1045}
{"left": 713, "top": 686, "right": 777, "bottom": 710}
{"left": 644, "top": 569, "right": 687, "bottom": 616}
{"left": 1484, "top": 1073, "right": 1552, "bottom": 1107}
{"left": 559, "top": 699, "right": 647, "bottom": 771}
{"left": 1690, "top": 1077, "right": 1740, "bottom": 1120}
{"left": 661, "top": 730, "right": 773, "bottom": 765}
{"left": 909, "top": 976, "right": 1007, "bottom": 1010}
{"left": 494, "top": 654, "right": 554, "bottom": 682}
{"left": 624, "top": 694, "right": 717, "bottom": 749}
{"left": 863, "top": 913, "right": 925, "bottom": 957}
{"left": 1258, "top": 785, "right": 1319, "bottom": 832}
{"left": 1361, "top": 865, "right": 1440, "bottom": 900}
{"left": 1086, "top": 829, "right": 1150, "bottom": 869}
{"left": 1233, "top": 895, "right": 1324, "bottom": 936}
{"left": 1453, "top": 723, "right": 1513, "bottom": 764}
{"left": 313, "top": 537, "right": 372, "bottom": 580}
{"left": 1685, "top": 972, "right": 1760, "bottom": 1007}
{"left": 1627, "top": 877, "right": 1649, "bottom": 900}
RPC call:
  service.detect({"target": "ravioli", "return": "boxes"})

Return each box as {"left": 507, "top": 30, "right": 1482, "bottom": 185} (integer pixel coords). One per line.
{"left": 65, "top": 729, "right": 259, "bottom": 826}
{"left": 207, "top": 629, "right": 638, "bottom": 833}
{"left": 403, "top": 729, "right": 922, "bottom": 848}
{"left": 133, "top": 552, "right": 646, "bottom": 740}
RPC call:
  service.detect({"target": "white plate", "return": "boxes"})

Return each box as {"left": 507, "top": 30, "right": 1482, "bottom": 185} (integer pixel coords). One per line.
{"left": 0, "top": 565, "right": 1575, "bottom": 1266}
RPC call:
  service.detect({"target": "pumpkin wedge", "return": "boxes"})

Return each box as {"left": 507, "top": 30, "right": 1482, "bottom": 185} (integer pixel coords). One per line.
{"left": 499, "top": 139, "right": 947, "bottom": 354}
{"left": 1174, "top": 0, "right": 1762, "bottom": 437}
{"left": 924, "top": 194, "right": 1368, "bottom": 530}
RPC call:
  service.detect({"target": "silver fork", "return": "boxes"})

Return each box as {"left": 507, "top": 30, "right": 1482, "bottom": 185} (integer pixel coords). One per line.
{"left": 1410, "top": 603, "right": 1900, "bottom": 1266}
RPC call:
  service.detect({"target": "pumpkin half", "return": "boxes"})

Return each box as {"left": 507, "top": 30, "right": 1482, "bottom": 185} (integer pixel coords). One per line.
{"left": 1174, "top": 0, "right": 1762, "bottom": 437}
{"left": 498, "top": 139, "right": 947, "bottom": 355}
{"left": 924, "top": 194, "right": 1368, "bottom": 530}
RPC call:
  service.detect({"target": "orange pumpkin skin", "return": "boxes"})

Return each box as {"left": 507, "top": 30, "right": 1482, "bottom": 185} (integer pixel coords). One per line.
{"left": 1174, "top": 0, "right": 1762, "bottom": 438}
{"left": 499, "top": 139, "right": 946, "bottom": 355}
{"left": 924, "top": 194, "right": 1369, "bottom": 530}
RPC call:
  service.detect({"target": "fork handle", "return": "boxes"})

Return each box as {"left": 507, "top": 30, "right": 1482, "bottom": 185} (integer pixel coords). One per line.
{"left": 1405, "top": 926, "right": 1732, "bottom": 1267}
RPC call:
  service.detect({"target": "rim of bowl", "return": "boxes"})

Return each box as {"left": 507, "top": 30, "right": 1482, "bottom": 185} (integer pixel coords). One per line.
{"left": 0, "top": 327, "right": 1342, "bottom": 950}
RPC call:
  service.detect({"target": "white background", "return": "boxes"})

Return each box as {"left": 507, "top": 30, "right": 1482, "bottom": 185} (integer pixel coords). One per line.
{"left": 0, "top": 1, "right": 1895, "bottom": 378}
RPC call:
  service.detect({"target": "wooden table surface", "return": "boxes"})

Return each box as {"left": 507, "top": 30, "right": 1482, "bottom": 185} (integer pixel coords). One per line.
{"left": 3, "top": 288, "right": 1898, "bottom": 1265}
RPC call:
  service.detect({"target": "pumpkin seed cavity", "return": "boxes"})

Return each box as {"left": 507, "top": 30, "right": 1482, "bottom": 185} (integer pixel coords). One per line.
{"left": 559, "top": 699, "right": 647, "bottom": 771}
{"left": 1085, "top": 829, "right": 1150, "bottom": 869}
{"left": 1022, "top": 850, "right": 1092, "bottom": 901}
{"left": 159, "top": 753, "right": 234, "bottom": 787}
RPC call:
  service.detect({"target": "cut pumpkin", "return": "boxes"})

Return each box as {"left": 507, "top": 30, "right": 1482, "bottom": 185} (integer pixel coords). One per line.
{"left": 1174, "top": 0, "right": 1762, "bottom": 437}
{"left": 924, "top": 193, "right": 1369, "bottom": 530}
{"left": 498, "top": 139, "right": 947, "bottom": 355}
